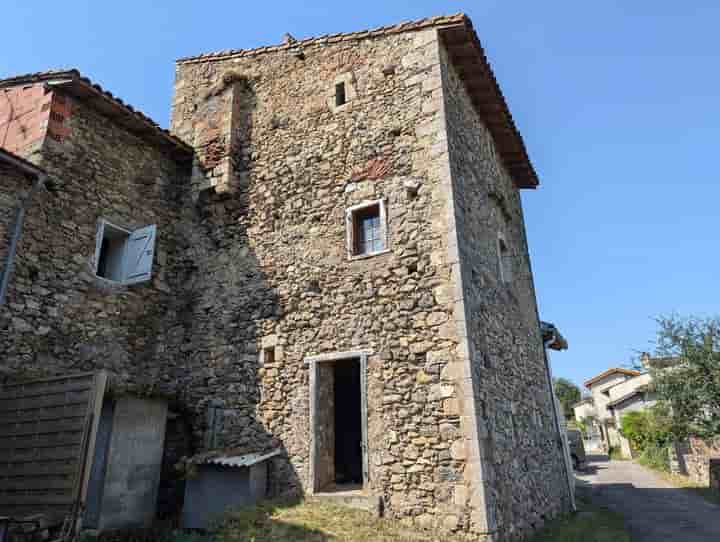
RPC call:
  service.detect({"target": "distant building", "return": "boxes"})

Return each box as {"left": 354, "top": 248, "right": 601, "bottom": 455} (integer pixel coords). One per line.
{"left": 574, "top": 354, "right": 675, "bottom": 457}
{"left": 574, "top": 368, "right": 642, "bottom": 451}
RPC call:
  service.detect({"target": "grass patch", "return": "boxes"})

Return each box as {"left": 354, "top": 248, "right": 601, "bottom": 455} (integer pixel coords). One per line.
{"left": 206, "top": 498, "right": 466, "bottom": 542}
{"left": 635, "top": 443, "right": 669, "bottom": 472}
{"left": 532, "top": 495, "right": 634, "bottom": 542}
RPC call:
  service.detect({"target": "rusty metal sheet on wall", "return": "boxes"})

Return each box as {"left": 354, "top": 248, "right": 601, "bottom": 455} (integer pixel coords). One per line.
{"left": 0, "top": 372, "right": 105, "bottom": 521}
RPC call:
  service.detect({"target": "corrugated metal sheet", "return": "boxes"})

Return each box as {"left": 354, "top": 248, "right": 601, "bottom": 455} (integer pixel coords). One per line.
{"left": 0, "top": 373, "right": 103, "bottom": 520}
{"left": 202, "top": 449, "right": 281, "bottom": 468}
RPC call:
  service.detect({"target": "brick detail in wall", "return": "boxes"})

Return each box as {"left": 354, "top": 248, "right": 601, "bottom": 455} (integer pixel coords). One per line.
{"left": 351, "top": 156, "right": 392, "bottom": 181}
{"left": 47, "top": 93, "right": 73, "bottom": 143}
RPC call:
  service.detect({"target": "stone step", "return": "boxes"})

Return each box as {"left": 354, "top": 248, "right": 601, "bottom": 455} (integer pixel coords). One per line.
{"left": 312, "top": 490, "right": 383, "bottom": 517}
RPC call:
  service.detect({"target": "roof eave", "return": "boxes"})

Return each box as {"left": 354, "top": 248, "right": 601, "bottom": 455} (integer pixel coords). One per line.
{"left": 437, "top": 21, "right": 539, "bottom": 189}
{"left": 583, "top": 368, "right": 642, "bottom": 389}
{"left": 46, "top": 78, "right": 193, "bottom": 161}
{"left": 0, "top": 69, "right": 193, "bottom": 162}
{"left": 0, "top": 148, "right": 47, "bottom": 179}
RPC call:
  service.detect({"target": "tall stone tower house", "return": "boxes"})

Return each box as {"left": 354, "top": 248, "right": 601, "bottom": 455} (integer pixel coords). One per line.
{"left": 0, "top": 14, "right": 570, "bottom": 541}
{"left": 168, "top": 13, "right": 569, "bottom": 538}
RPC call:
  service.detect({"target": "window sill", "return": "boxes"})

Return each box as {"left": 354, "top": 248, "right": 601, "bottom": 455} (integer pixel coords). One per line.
{"left": 348, "top": 249, "right": 391, "bottom": 261}
{"left": 91, "top": 274, "right": 150, "bottom": 290}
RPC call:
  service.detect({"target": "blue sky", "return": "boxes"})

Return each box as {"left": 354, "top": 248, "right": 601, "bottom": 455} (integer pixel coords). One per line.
{"left": 2, "top": 1, "right": 718, "bottom": 389}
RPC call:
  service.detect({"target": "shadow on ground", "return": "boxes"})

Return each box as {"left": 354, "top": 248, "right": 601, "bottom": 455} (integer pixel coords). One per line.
{"left": 576, "top": 455, "right": 720, "bottom": 542}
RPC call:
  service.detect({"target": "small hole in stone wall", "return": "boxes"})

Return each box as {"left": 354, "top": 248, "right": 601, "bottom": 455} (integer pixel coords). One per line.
{"left": 335, "top": 82, "right": 347, "bottom": 107}
{"left": 44, "top": 178, "right": 59, "bottom": 193}
{"left": 483, "top": 353, "right": 492, "bottom": 369}
{"left": 407, "top": 262, "right": 418, "bottom": 274}
{"left": 308, "top": 280, "right": 321, "bottom": 294}
{"left": 264, "top": 346, "right": 276, "bottom": 365}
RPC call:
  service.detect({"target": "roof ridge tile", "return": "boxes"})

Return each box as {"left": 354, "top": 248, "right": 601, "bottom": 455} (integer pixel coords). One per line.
{"left": 176, "top": 13, "right": 468, "bottom": 64}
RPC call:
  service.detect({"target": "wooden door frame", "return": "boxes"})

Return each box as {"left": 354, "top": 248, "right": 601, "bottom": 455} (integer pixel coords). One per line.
{"left": 306, "top": 350, "right": 370, "bottom": 494}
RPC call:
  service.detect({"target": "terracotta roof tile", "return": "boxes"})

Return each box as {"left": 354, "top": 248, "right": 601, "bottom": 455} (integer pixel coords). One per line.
{"left": 175, "top": 13, "right": 468, "bottom": 63}
{"left": 583, "top": 368, "right": 642, "bottom": 389}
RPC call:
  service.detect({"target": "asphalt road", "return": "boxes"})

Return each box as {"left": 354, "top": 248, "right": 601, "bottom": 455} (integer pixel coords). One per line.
{"left": 576, "top": 455, "right": 720, "bottom": 542}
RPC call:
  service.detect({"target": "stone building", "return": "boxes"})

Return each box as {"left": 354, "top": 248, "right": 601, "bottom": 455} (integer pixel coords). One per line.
{"left": 0, "top": 13, "right": 571, "bottom": 540}
{"left": 575, "top": 367, "right": 643, "bottom": 453}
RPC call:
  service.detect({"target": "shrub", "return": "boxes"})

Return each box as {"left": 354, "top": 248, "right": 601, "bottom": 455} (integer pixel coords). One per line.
{"left": 620, "top": 410, "right": 651, "bottom": 451}
{"left": 619, "top": 404, "right": 674, "bottom": 471}
{"left": 638, "top": 442, "right": 670, "bottom": 472}
{"left": 608, "top": 446, "right": 624, "bottom": 460}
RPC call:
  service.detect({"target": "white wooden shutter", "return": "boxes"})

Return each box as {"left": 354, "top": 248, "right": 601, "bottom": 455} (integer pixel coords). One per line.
{"left": 93, "top": 220, "right": 105, "bottom": 274}
{"left": 124, "top": 224, "right": 156, "bottom": 284}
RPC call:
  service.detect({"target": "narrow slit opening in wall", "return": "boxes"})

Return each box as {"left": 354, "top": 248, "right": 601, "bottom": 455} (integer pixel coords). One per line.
{"left": 498, "top": 237, "right": 512, "bottom": 283}
{"left": 335, "top": 82, "right": 346, "bottom": 107}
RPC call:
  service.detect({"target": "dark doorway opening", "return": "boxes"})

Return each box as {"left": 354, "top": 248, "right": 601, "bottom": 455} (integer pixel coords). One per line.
{"left": 333, "top": 359, "right": 363, "bottom": 486}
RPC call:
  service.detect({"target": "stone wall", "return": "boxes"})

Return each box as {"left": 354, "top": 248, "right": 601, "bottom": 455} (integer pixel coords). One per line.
{"left": 0, "top": 87, "right": 190, "bottom": 388}
{"left": 440, "top": 41, "right": 570, "bottom": 539}
{"left": 673, "top": 437, "right": 720, "bottom": 486}
{"left": 170, "top": 29, "right": 480, "bottom": 532}
{"left": 1, "top": 24, "right": 567, "bottom": 539}
{"left": 0, "top": 163, "right": 27, "bottom": 282}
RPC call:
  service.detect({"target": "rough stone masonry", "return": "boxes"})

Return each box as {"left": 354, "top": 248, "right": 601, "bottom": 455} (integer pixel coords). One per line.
{"left": 0, "top": 13, "right": 570, "bottom": 541}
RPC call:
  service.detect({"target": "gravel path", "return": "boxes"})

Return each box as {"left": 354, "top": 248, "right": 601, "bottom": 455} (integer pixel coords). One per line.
{"left": 577, "top": 454, "right": 720, "bottom": 542}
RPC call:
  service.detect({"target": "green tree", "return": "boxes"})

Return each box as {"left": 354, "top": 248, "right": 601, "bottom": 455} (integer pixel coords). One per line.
{"left": 650, "top": 315, "right": 720, "bottom": 438}
{"left": 553, "top": 377, "right": 581, "bottom": 420}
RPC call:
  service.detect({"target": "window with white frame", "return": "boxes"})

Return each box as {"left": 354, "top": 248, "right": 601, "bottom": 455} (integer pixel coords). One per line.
{"left": 94, "top": 219, "right": 157, "bottom": 284}
{"left": 497, "top": 233, "right": 512, "bottom": 284}
{"left": 346, "top": 200, "right": 388, "bottom": 258}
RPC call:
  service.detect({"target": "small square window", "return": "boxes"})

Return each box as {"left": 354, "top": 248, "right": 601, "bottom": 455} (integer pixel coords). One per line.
{"left": 347, "top": 200, "right": 388, "bottom": 258}
{"left": 94, "top": 219, "right": 157, "bottom": 285}
{"left": 335, "top": 82, "right": 347, "bottom": 107}
{"left": 264, "top": 346, "right": 276, "bottom": 365}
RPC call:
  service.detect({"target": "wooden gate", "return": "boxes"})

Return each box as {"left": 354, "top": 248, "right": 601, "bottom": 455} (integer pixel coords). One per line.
{"left": 0, "top": 372, "right": 106, "bottom": 521}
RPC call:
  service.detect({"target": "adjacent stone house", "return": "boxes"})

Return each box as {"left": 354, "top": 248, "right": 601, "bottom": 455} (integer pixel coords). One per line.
{"left": 0, "top": 14, "right": 571, "bottom": 540}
